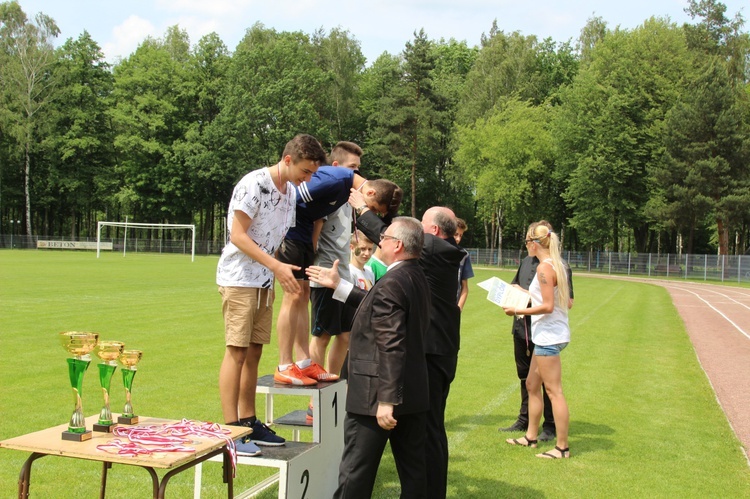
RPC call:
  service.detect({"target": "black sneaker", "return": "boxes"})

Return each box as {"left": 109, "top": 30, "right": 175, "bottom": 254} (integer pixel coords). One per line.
{"left": 538, "top": 429, "right": 557, "bottom": 442}
{"left": 499, "top": 420, "right": 528, "bottom": 432}
{"left": 249, "top": 420, "right": 285, "bottom": 447}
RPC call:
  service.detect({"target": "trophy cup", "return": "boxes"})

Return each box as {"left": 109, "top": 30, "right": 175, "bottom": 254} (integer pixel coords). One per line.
{"left": 93, "top": 341, "right": 124, "bottom": 432}
{"left": 59, "top": 331, "right": 99, "bottom": 441}
{"left": 117, "top": 349, "right": 143, "bottom": 425}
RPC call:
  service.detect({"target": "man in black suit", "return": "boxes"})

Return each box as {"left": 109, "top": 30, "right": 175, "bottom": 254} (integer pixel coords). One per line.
{"left": 307, "top": 216, "right": 431, "bottom": 499}
{"left": 350, "top": 200, "right": 465, "bottom": 499}
{"left": 417, "top": 207, "right": 465, "bottom": 499}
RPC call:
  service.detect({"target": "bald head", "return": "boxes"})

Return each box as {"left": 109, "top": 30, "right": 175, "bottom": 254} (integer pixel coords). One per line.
{"left": 421, "top": 207, "right": 457, "bottom": 239}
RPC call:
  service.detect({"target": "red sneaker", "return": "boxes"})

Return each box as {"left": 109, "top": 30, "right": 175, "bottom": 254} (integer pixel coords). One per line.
{"left": 274, "top": 364, "right": 316, "bottom": 386}
{"left": 300, "top": 362, "right": 339, "bottom": 382}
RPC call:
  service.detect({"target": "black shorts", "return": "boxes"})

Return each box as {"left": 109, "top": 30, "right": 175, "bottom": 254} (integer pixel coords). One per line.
{"left": 310, "top": 287, "right": 355, "bottom": 336}
{"left": 276, "top": 238, "right": 314, "bottom": 280}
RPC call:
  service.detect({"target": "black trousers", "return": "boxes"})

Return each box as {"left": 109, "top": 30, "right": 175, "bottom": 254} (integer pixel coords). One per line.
{"left": 424, "top": 353, "right": 458, "bottom": 499}
{"left": 334, "top": 411, "right": 427, "bottom": 499}
{"left": 513, "top": 334, "right": 555, "bottom": 431}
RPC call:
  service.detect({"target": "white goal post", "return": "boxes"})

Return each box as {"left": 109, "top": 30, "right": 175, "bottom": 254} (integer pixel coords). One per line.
{"left": 97, "top": 221, "right": 196, "bottom": 261}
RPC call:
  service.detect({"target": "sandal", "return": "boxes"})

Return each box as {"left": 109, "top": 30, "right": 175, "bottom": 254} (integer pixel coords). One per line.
{"left": 506, "top": 435, "right": 537, "bottom": 448}
{"left": 537, "top": 445, "right": 570, "bottom": 459}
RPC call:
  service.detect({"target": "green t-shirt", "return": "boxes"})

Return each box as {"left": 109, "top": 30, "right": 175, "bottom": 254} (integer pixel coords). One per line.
{"left": 364, "top": 255, "right": 387, "bottom": 282}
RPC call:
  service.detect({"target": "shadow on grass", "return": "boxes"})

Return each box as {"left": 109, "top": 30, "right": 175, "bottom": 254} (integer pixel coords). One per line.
{"left": 446, "top": 413, "right": 617, "bottom": 456}
{"left": 565, "top": 420, "right": 617, "bottom": 455}
{"left": 570, "top": 420, "right": 616, "bottom": 436}
{"left": 446, "top": 412, "right": 522, "bottom": 430}
{"left": 448, "top": 469, "right": 543, "bottom": 498}
{"left": 449, "top": 414, "right": 615, "bottom": 435}
{"left": 376, "top": 472, "right": 541, "bottom": 499}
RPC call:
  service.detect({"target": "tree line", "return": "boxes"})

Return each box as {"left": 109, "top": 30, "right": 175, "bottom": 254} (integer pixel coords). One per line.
{"left": 1, "top": 0, "right": 748, "bottom": 254}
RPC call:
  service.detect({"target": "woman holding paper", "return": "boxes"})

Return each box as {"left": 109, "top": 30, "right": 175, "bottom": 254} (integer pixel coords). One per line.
{"left": 502, "top": 222, "right": 572, "bottom": 458}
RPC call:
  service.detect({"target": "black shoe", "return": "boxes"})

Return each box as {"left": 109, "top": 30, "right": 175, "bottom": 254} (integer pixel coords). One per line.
{"left": 248, "top": 420, "right": 286, "bottom": 447}
{"left": 499, "top": 420, "right": 528, "bottom": 432}
{"left": 538, "top": 429, "right": 556, "bottom": 442}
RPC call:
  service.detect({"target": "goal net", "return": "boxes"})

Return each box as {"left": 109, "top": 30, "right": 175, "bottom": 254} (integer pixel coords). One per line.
{"left": 97, "top": 221, "right": 196, "bottom": 261}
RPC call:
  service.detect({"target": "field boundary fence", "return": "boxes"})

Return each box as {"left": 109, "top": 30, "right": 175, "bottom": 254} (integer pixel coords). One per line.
{"left": 468, "top": 248, "right": 750, "bottom": 284}
{"left": 4, "top": 234, "right": 750, "bottom": 284}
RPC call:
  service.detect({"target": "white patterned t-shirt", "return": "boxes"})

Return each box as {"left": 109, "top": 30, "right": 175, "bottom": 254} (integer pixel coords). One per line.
{"left": 216, "top": 168, "right": 295, "bottom": 288}
{"left": 349, "top": 264, "right": 374, "bottom": 291}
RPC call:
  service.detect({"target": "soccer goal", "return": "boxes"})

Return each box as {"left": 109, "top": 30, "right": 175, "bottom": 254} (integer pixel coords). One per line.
{"left": 97, "top": 221, "right": 196, "bottom": 261}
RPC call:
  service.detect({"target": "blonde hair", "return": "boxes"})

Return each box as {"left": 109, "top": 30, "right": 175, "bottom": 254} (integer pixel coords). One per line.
{"left": 350, "top": 230, "right": 374, "bottom": 247}
{"left": 528, "top": 221, "right": 569, "bottom": 309}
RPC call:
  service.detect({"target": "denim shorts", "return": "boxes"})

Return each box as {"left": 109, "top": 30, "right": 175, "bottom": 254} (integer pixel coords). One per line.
{"left": 534, "top": 342, "right": 568, "bottom": 357}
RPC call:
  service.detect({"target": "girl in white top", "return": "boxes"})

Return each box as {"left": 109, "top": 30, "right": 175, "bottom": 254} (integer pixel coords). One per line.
{"left": 502, "top": 221, "right": 572, "bottom": 459}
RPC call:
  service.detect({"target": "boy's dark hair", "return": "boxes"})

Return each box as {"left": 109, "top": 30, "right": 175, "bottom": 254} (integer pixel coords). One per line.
{"left": 368, "top": 179, "right": 403, "bottom": 218}
{"left": 282, "top": 134, "right": 327, "bottom": 165}
{"left": 456, "top": 218, "right": 468, "bottom": 231}
{"left": 330, "top": 141, "right": 363, "bottom": 164}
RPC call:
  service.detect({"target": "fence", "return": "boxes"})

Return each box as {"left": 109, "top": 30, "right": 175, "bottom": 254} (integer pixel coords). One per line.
{"left": 466, "top": 248, "right": 750, "bottom": 284}
{"left": 1, "top": 234, "right": 222, "bottom": 256}
{"left": 3, "top": 234, "right": 750, "bottom": 284}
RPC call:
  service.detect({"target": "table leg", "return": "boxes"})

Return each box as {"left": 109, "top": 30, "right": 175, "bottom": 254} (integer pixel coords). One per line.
{"left": 223, "top": 447, "right": 233, "bottom": 498}
{"left": 141, "top": 467, "right": 159, "bottom": 497}
{"left": 158, "top": 448, "right": 227, "bottom": 499}
{"left": 100, "top": 462, "right": 111, "bottom": 499}
{"left": 17, "top": 452, "right": 45, "bottom": 499}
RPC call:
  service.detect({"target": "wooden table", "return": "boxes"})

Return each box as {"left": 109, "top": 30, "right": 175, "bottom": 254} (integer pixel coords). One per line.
{"left": 0, "top": 415, "right": 250, "bottom": 499}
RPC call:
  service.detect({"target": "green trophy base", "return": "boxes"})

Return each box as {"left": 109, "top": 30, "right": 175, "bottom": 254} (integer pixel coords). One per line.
{"left": 117, "top": 415, "right": 139, "bottom": 425}
{"left": 62, "top": 430, "right": 92, "bottom": 442}
{"left": 93, "top": 423, "right": 117, "bottom": 433}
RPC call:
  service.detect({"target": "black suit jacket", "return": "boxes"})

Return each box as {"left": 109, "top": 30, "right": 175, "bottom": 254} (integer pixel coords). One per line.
{"left": 420, "top": 233, "right": 465, "bottom": 356}
{"left": 344, "top": 259, "right": 431, "bottom": 417}
{"left": 356, "top": 210, "right": 465, "bottom": 356}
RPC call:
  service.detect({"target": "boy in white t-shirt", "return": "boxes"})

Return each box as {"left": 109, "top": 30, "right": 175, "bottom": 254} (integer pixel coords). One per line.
{"left": 216, "top": 134, "right": 326, "bottom": 455}
{"left": 349, "top": 230, "right": 376, "bottom": 291}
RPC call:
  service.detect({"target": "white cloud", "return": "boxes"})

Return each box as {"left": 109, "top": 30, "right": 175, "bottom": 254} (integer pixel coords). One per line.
{"left": 103, "top": 15, "right": 157, "bottom": 61}
{"left": 156, "top": 0, "right": 254, "bottom": 17}
{"left": 172, "top": 15, "right": 222, "bottom": 43}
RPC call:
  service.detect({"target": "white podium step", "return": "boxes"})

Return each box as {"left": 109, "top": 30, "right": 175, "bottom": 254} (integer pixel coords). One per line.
{"left": 194, "top": 375, "right": 346, "bottom": 498}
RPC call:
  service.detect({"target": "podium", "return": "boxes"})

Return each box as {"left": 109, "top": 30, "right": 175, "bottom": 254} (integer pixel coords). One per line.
{"left": 193, "top": 375, "right": 346, "bottom": 498}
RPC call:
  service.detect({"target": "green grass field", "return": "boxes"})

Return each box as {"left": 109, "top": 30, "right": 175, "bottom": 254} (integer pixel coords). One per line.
{"left": 1, "top": 250, "right": 749, "bottom": 498}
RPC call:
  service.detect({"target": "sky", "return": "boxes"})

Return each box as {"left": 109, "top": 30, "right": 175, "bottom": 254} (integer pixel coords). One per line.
{"left": 14, "top": 0, "right": 749, "bottom": 64}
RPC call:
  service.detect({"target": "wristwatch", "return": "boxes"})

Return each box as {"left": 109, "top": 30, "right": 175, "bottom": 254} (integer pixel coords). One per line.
{"left": 355, "top": 205, "right": 368, "bottom": 216}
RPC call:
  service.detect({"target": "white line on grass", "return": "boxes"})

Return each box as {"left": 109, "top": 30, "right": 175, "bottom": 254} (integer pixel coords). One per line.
{"left": 569, "top": 284, "right": 624, "bottom": 328}
{"left": 448, "top": 381, "right": 517, "bottom": 449}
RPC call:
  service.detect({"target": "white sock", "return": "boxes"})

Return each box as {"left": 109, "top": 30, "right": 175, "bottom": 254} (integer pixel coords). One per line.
{"left": 296, "top": 358, "right": 311, "bottom": 369}
{"left": 278, "top": 363, "right": 292, "bottom": 371}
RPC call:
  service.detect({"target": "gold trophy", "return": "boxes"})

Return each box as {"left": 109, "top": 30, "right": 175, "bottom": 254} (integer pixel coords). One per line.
{"left": 93, "top": 341, "right": 125, "bottom": 432}
{"left": 59, "top": 331, "right": 99, "bottom": 441}
{"left": 117, "top": 350, "right": 143, "bottom": 425}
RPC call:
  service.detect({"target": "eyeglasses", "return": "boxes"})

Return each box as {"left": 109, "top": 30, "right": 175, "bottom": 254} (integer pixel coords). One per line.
{"left": 525, "top": 239, "right": 538, "bottom": 245}
{"left": 379, "top": 234, "right": 400, "bottom": 243}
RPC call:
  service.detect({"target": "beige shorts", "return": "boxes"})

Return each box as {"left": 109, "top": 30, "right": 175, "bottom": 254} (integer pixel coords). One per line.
{"left": 219, "top": 286, "right": 274, "bottom": 347}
